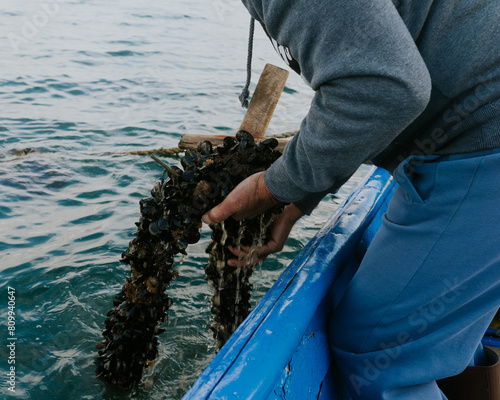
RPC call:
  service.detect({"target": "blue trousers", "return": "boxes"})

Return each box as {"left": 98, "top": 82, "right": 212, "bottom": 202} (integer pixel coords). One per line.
{"left": 328, "top": 148, "right": 500, "bottom": 400}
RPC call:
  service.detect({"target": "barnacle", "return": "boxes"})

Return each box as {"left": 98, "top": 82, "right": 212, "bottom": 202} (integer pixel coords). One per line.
{"left": 96, "top": 133, "right": 283, "bottom": 387}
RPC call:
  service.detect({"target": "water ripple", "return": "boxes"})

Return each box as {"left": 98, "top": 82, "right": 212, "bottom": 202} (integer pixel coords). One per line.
{"left": 0, "top": 1, "right": 368, "bottom": 399}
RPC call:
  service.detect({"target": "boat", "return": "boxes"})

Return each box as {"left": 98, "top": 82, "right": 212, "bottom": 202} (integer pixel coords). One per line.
{"left": 181, "top": 166, "right": 500, "bottom": 400}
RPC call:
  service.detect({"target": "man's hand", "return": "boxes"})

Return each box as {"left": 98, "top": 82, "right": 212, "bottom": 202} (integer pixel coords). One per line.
{"left": 202, "top": 171, "right": 304, "bottom": 267}
{"left": 226, "top": 203, "right": 304, "bottom": 267}
{"left": 202, "top": 171, "right": 280, "bottom": 224}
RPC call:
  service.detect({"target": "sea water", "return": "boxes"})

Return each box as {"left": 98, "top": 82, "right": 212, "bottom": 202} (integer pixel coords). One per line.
{"left": 0, "top": 1, "right": 369, "bottom": 399}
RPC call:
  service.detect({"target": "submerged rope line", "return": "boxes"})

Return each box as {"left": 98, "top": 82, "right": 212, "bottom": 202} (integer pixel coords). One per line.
{"left": 2, "top": 132, "right": 298, "bottom": 160}
{"left": 87, "top": 148, "right": 184, "bottom": 156}
{"left": 239, "top": 17, "right": 255, "bottom": 109}
{"left": 3, "top": 133, "right": 299, "bottom": 160}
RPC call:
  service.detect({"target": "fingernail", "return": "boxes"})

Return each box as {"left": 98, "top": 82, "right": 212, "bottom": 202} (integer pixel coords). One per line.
{"left": 202, "top": 214, "right": 212, "bottom": 224}
{"left": 227, "top": 259, "right": 237, "bottom": 267}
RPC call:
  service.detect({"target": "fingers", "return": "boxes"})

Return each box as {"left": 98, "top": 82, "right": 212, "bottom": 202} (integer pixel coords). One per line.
{"left": 201, "top": 181, "right": 245, "bottom": 225}
{"left": 227, "top": 245, "right": 268, "bottom": 267}
{"left": 202, "top": 197, "right": 235, "bottom": 225}
{"left": 202, "top": 173, "right": 298, "bottom": 268}
{"left": 223, "top": 203, "right": 304, "bottom": 268}
{"left": 227, "top": 245, "right": 250, "bottom": 257}
{"left": 225, "top": 238, "right": 283, "bottom": 267}
{"left": 202, "top": 172, "right": 279, "bottom": 225}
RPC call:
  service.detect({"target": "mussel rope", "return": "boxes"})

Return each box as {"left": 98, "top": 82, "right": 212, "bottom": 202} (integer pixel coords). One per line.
{"left": 2, "top": 132, "right": 298, "bottom": 160}
{"left": 239, "top": 17, "right": 255, "bottom": 109}
{"left": 91, "top": 132, "right": 297, "bottom": 157}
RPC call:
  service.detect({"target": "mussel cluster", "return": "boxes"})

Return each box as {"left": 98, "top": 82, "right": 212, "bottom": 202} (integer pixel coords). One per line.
{"left": 205, "top": 211, "right": 280, "bottom": 349}
{"left": 96, "top": 131, "right": 283, "bottom": 387}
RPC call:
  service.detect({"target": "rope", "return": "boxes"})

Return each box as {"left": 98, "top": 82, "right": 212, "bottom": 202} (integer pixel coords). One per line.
{"left": 267, "top": 130, "right": 297, "bottom": 139}
{"left": 3, "top": 134, "right": 298, "bottom": 160}
{"left": 94, "top": 132, "right": 297, "bottom": 157}
{"left": 89, "top": 147, "right": 183, "bottom": 157}
{"left": 2, "top": 135, "right": 298, "bottom": 160}
{"left": 239, "top": 17, "right": 255, "bottom": 109}
{"left": 124, "top": 147, "right": 182, "bottom": 156}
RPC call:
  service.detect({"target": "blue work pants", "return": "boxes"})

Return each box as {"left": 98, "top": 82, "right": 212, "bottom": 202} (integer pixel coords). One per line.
{"left": 329, "top": 148, "right": 500, "bottom": 399}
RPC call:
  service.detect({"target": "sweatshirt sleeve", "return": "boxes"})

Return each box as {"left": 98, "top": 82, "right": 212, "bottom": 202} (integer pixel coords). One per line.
{"left": 242, "top": 0, "right": 432, "bottom": 203}
{"left": 293, "top": 175, "right": 350, "bottom": 215}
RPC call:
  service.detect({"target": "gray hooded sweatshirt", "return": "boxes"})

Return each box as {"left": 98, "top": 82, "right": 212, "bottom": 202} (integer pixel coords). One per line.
{"left": 240, "top": 0, "right": 500, "bottom": 213}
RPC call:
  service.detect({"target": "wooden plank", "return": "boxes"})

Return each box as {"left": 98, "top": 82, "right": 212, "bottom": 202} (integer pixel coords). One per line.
{"left": 178, "top": 134, "right": 289, "bottom": 153}
{"left": 239, "top": 64, "right": 289, "bottom": 138}
{"left": 178, "top": 63, "right": 289, "bottom": 151}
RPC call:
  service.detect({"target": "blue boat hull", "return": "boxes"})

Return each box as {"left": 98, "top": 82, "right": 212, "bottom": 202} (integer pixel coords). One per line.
{"left": 182, "top": 167, "right": 499, "bottom": 400}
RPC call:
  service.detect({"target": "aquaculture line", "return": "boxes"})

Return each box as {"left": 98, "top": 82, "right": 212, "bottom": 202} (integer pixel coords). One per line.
{"left": 96, "top": 131, "right": 283, "bottom": 387}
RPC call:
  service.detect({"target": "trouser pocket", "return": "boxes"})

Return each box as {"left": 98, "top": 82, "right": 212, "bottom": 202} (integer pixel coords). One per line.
{"left": 393, "top": 155, "right": 440, "bottom": 203}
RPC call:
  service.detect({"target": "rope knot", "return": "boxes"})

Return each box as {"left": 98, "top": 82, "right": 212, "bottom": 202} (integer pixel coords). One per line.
{"left": 239, "top": 88, "right": 250, "bottom": 108}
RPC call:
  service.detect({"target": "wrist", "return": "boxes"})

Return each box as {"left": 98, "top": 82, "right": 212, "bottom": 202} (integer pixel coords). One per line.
{"left": 258, "top": 171, "right": 281, "bottom": 207}
{"left": 283, "top": 203, "right": 304, "bottom": 222}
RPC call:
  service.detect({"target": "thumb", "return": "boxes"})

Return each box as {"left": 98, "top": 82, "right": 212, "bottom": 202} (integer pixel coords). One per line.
{"left": 202, "top": 198, "right": 234, "bottom": 224}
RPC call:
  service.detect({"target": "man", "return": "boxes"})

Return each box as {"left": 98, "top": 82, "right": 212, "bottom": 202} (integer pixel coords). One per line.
{"left": 203, "top": 1, "right": 500, "bottom": 399}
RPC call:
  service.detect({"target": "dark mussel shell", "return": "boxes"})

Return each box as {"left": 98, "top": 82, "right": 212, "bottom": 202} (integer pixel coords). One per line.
{"left": 182, "top": 223, "right": 201, "bottom": 244}
{"left": 139, "top": 197, "right": 160, "bottom": 220}
{"left": 182, "top": 169, "right": 199, "bottom": 182}
{"left": 166, "top": 165, "right": 182, "bottom": 180}
{"left": 261, "top": 138, "right": 279, "bottom": 149}
{"left": 157, "top": 217, "right": 169, "bottom": 231}
{"left": 197, "top": 140, "right": 213, "bottom": 155}
{"left": 222, "top": 136, "right": 237, "bottom": 149}
{"left": 148, "top": 220, "right": 160, "bottom": 236}
{"left": 236, "top": 130, "right": 255, "bottom": 150}
{"left": 236, "top": 129, "right": 254, "bottom": 144}
{"left": 181, "top": 148, "right": 199, "bottom": 171}
{"left": 181, "top": 155, "right": 197, "bottom": 171}
{"left": 151, "top": 178, "right": 164, "bottom": 198}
